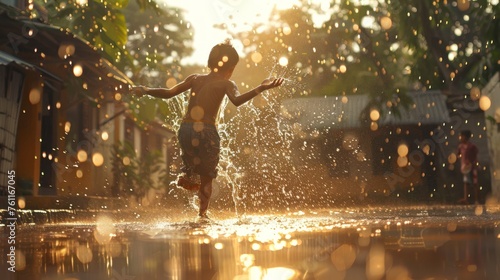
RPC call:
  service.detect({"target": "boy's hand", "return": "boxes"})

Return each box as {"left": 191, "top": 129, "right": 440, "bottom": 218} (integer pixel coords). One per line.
{"left": 130, "top": 86, "right": 147, "bottom": 97}
{"left": 260, "top": 77, "right": 284, "bottom": 91}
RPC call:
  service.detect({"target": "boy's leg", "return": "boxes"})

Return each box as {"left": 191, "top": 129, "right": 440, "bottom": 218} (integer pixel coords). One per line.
{"left": 198, "top": 175, "right": 213, "bottom": 217}
{"left": 458, "top": 173, "right": 471, "bottom": 204}
{"left": 473, "top": 183, "right": 479, "bottom": 204}
{"left": 463, "top": 183, "right": 469, "bottom": 202}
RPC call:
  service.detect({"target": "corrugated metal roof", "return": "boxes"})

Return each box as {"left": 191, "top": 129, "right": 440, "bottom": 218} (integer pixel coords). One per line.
{"left": 0, "top": 50, "right": 62, "bottom": 82}
{"left": 0, "top": 13, "right": 132, "bottom": 87}
{"left": 281, "top": 91, "right": 450, "bottom": 130}
{"left": 0, "top": 50, "right": 34, "bottom": 69}
{"left": 281, "top": 95, "right": 370, "bottom": 130}
{"left": 381, "top": 91, "right": 450, "bottom": 125}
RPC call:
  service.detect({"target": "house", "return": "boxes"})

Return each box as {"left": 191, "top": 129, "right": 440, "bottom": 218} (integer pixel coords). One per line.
{"left": 280, "top": 91, "right": 455, "bottom": 201}
{"left": 0, "top": 2, "right": 174, "bottom": 207}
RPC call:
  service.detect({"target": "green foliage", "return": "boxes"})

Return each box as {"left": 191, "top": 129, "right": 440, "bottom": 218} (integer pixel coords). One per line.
{"left": 36, "top": 0, "right": 130, "bottom": 64}
{"left": 121, "top": 0, "right": 193, "bottom": 84}
{"left": 112, "top": 141, "right": 165, "bottom": 203}
{"left": 389, "top": 0, "right": 500, "bottom": 91}
{"left": 233, "top": 1, "right": 412, "bottom": 118}
{"left": 233, "top": 0, "right": 499, "bottom": 119}
{"left": 32, "top": 0, "right": 194, "bottom": 85}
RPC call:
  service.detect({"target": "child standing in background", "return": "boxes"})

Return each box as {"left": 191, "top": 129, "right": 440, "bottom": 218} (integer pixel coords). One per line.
{"left": 457, "top": 130, "right": 479, "bottom": 205}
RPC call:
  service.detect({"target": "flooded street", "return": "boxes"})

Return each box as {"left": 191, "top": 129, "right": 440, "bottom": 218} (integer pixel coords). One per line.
{"left": 2, "top": 205, "right": 500, "bottom": 280}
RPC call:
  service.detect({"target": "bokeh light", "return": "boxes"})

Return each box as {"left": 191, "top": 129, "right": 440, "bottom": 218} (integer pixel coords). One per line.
{"left": 101, "top": 131, "right": 109, "bottom": 141}
{"left": 331, "top": 244, "right": 356, "bottom": 271}
{"left": 94, "top": 216, "right": 115, "bottom": 244}
{"left": 64, "top": 121, "right": 71, "bottom": 133}
{"left": 29, "top": 87, "right": 41, "bottom": 105}
{"left": 278, "top": 56, "right": 289, "bottom": 66}
{"left": 470, "top": 87, "right": 481, "bottom": 101}
{"left": 448, "top": 153, "right": 457, "bottom": 164}
{"left": 58, "top": 43, "right": 75, "bottom": 58}
{"left": 479, "top": 96, "right": 491, "bottom": 111}
{"left": 77, "top": 150, "right": 88, "bottom": 162}
{"left": 18, "top": 197, "right": 26, "bottom": 209}
{"left": 73, "top": 64, "right": 83, "bottom": 77}
{"left": 370, "top": 109, "right": 380, "bottom": 121}
{"left": 397, "top": 156, "right": 408, "bottom": 167}
{"left": 380, "top": 16, "right": 392, "bottom": 30}
{"left": 166, "top": 77, "right": 177, "bottom": 88}
{"left": 76, "top": 245, "right": 92, "bottom": 264}
{"left": 339, "top": 65, "right": 347, "bottom": 73}
{"left": 251, "top": 52, "right": 263, "bottom": 63}
{"left": 92, "top": 153, "right": 104, "bottom": 167}
{"left": 457, "top": 0, "right": 470, "bottom": 11}
{"left": 190, "top": 105, "right": 205, "bottom": 120}
{"left": 397, "top": 143, "right": 409, "bottom": 157}
{"left": 122, "top": 156, "right": 131, "bottom": 166}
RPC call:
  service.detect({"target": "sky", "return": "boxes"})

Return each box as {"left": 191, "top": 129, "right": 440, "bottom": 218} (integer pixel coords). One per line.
{"left": 162, "top": 0, "right": 298, "bottom": 65}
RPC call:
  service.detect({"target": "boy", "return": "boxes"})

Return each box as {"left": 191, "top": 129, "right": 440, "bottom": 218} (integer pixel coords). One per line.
{"left": 131, "top": 41, "right": 283, "bottom": 220}
{"left": 457, "top": 130, "right": 479, "bottom": 204}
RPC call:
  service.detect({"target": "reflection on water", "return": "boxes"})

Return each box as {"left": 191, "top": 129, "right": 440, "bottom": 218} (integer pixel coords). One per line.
{"left": 1, "top": 206, "right": 500, "bottom": 280}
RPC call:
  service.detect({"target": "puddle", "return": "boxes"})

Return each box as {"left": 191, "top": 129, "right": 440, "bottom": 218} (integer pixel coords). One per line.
{"left": 2, "top": 206, "right": 500, "bottom": 279}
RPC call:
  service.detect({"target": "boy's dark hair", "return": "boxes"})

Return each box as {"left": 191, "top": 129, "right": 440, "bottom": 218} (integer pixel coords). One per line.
{"left": 460, "top": 130, "right": 472, "bottom": 140}
{"left": 207, "top": 40, "right": 239, "bottom": 72}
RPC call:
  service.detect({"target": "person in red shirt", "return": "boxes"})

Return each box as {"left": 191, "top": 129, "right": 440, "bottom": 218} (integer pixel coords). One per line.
{"left": 457, "top": 130, "right": 479, "bottom": 204}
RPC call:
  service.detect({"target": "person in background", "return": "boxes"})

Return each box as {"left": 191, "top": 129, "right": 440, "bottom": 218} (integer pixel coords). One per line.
{"left": 457, "top": 130, "right": 479, "bottom": 205}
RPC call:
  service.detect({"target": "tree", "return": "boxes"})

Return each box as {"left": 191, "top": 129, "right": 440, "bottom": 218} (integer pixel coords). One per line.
{"left": 33, "top": 0, "right": 165, "bottom": 65}
{"left": 233, "top": 0, "right": 499, "bottom": 105}
{"left": 389, "top": 0, "right": 499, "bottom": 100}
{"left": 121, "top": 0, "right": 193, "bottom": 85}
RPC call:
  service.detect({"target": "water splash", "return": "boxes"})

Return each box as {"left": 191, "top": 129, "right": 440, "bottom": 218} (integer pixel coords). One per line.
{"left": 157, "top": 61, "right": 305, "bottom": 217}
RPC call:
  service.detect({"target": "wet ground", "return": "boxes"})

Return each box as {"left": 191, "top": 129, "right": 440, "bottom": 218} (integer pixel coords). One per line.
{"left": 2, "top": 204, "right": 500, "bottom": 280}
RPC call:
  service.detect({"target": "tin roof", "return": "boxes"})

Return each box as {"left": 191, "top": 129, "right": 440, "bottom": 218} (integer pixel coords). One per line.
{"left": 0, "top": 8, "right": 132, "bottom": 88}
{"left": 281, "top": 91, "right": 450, "bottom": 130}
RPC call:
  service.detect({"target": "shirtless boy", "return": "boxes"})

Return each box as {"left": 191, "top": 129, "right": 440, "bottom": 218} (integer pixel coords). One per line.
{"left": 131, "top": 41, "right": 283, "bottom": 220}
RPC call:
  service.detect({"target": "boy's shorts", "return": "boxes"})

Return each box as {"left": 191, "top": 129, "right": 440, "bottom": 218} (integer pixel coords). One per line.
{"left": 178, "top": 122, "right": 220, "bottom": 178}
{"left": 463, "top": 168, "right": 478, "bottom": 185}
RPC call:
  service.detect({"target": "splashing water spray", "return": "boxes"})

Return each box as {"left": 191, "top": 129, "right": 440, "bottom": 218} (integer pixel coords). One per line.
{"left": 158, "top": 60, "right": 306, "bottom": 218}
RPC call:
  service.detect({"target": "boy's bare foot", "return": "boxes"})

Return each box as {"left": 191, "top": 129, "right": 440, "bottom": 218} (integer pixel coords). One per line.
{"left": 457, "top": 198, "right": 468, "bottom": 205}
{"left": 196, "top": 213, "right": 211, "bottom": 223}
{"left": 177, "top": 174, "right": 200, "bottom": 191}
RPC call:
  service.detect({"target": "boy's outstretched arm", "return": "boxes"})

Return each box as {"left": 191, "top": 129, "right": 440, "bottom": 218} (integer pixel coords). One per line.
{"left": 131, "top": 74, "right": 197, "bottom": 99}
{"left": 227, "top": 77, "right": 284, "bottom": 106}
